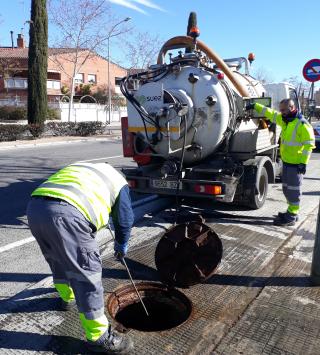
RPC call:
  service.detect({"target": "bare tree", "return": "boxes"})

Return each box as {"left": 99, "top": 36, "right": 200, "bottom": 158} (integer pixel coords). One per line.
{"left": 282, "top": 75, "right": 309, "bottom": 96}
{"left": 123, "top": 32, "right": 163, "bottom": 73}
{"left": 252, "top": 66, "right": 274, "bottom": 84}
{"left": 48, "top": 0, "right": 130, "bottom": 121}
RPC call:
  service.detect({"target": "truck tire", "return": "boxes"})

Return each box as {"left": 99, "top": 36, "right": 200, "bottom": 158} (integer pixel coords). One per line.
{"left": 247, "top": 166, "right": 268, "bottom": 209}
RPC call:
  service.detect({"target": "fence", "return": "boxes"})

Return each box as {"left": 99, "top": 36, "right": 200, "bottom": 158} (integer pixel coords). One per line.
{"left": 0, "top": 97, "right": 127, "bottom": 123}
{"left": 54, "top": 102, "right": 127, "bottom": 123}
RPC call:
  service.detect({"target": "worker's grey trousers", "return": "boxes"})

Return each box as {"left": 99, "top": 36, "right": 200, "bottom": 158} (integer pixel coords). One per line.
{"left": 26, "top": 197, "right": 104, "bottom": 320}
{"left": 282, "top": 163, "right": 303, "bottom": 218}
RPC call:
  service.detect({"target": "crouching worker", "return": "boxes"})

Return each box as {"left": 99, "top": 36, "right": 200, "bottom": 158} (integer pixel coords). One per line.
{"left": 247, "top": 99, "right": 315, "bottom": 226}
{"left": 27, "top": 163, "right": 134, "bottom": 353}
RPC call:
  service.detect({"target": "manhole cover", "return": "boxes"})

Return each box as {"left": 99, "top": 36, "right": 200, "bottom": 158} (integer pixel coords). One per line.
{"left": 155, "top": 218, "right": 223, "bottom": 287}
{"left": 106, "top": 282, "right": 192, "bottom": 332}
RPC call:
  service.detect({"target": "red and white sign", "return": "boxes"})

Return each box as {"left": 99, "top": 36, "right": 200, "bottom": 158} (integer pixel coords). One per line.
{"left": 303, "top": 59, "right": 320, "bottom": 82}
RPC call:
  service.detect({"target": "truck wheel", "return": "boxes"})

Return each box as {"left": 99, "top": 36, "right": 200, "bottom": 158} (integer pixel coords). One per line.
{"left": 247, "top": 166, "right": 268, "bottom": 209}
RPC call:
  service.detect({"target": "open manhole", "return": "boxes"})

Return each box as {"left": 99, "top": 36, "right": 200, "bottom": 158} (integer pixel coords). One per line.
{"left": 107, "top": 282, "right": 192, "bottom": 332}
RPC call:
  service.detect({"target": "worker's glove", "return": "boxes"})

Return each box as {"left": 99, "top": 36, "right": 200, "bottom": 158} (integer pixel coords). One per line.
{"left": 245, "top": 102, "right": 255, "bottom": 111}
{"left": 297, "top": 163, "right": 306, "bottom": 175}
{"left": 114, "top": 240, "right": 128, "bottom": 260}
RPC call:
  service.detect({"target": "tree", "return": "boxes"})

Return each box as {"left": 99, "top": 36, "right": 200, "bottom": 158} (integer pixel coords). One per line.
{"left": 282, "top": 75, "right": 309, "bottom": 96}
{"left": 48, "top": 0, "right": 130, "bottom": 122}
{"left": 186, "top": 12, "right": 197, "bottom": 53}
{"left": 252, "top": 66, "right": 274, "bottom": 84}
{"left": 28, "top": 0, "right": 48, "bottom": 124}
{"left": 123, "top": 32, "right": 163, "bottom": 73}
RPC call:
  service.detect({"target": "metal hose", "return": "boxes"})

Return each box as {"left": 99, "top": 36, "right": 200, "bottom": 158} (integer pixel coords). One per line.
{"left": 157, "top": 36, "right": 250, "bottom": 97}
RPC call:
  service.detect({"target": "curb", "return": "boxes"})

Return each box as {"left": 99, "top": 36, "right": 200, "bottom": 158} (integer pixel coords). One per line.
{"left": 0, "top": 134, "right": 122, "bottom": 151}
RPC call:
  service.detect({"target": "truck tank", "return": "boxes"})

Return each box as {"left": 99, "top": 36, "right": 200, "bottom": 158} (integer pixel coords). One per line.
{"left": 123, "top": 36, "right": 267, "bottom": 166}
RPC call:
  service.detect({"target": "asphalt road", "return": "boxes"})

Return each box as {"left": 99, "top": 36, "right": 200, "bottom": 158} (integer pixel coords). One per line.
{"left": 0, "top": 138, "right": 319, "bottom": 301}
{"left": 0, "top": 139, "right": 134, "bottom": 299}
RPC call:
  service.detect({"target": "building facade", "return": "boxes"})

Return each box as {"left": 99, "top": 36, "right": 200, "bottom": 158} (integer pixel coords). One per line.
{"left": 0, "top": 34, "right": 127, "bottom": 104}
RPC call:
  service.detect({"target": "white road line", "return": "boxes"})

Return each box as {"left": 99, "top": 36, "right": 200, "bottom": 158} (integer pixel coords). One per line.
{"left": 77, "top": 155, "right": 124, "bottom": 163}
{"left": 0, "top": 237, "right": 35, "bottom": 254}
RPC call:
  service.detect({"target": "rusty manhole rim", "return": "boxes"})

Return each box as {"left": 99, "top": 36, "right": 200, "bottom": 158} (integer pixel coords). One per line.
{"left": 106, "top": 281, "right": 193, "bottom": 333}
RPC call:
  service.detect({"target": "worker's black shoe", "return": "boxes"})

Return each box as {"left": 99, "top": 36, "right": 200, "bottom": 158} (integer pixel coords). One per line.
{"left": 87, "top": 325, "right": 134, "bottom": 354}
{"left": 277, "top": 212, "right": 299, "bottom": 222}
{"left": 273, "top": 216, "right": 296, "bottom": 226}
{"left": 60, "top": 299, "right": 76, "bottom": 311}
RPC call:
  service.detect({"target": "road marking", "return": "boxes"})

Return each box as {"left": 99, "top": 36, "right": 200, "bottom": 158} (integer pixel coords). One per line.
{"left": 0, "top": 237, "right": 35, "bottom": 254}
{"left": 77, "top": 155, "right": 123, "bottom": 163}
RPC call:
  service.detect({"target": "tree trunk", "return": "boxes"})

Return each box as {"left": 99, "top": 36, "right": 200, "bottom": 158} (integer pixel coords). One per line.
{"left": 68, "top": 76, "right": 76, "bottom": 122}
{"left": 28, "top": 0, "right": 48, "bottom": 124}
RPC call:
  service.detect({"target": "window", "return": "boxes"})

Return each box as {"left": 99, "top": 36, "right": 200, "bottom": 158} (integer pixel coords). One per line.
{"left": 4, "top": 78, "right": 27, "bottom": 89}
{"left": 75, "top": 73, "right": 84, "bottom": 84}
{"left": 115, "top": 77, "right": 122, "bottom": 86}
{"left": 47, "top": 81, "right": 61, "bottom": 90}
{"left": 53, "top": 81, "right": 61, "bottom": 90}
{"left": 88, "top": 74, "right": 97, "bottom": 84}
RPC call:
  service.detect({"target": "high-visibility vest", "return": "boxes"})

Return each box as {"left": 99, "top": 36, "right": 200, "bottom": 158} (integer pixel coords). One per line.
{"left": 254, "top": 103, "right": 315, "bottom": 164}
{"left": 31, "top": 163, "right": 128, "bottom": 230}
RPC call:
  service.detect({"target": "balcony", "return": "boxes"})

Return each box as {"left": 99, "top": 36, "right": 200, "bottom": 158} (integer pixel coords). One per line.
{"left": 4, "top": 78, "right": 28, "bottom": 89}
{"left": 4, "top": 78, "right": 61, "bottom": 91}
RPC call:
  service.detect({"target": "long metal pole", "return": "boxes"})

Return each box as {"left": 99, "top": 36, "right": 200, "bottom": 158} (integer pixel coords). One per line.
{"left": 107, "top": 36, "right": 111, "bottom": 125}
{"left": 311, "top": 198, "right": 320, "bottom": 284}
{"left": 107, "top": 224, "right": 149, "bottom": 316}
{"left": 120, "top": 256, "right": 150, "bottom": 317}
{"left": 106, "top": 17, "right": 131, "bottom": 125}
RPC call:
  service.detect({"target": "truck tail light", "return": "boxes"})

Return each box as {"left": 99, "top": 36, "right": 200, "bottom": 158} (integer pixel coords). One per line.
{"left": 121, "top": 116, "right": 134, "bottom": 157}
{"left": 127, "top": 179, "right": 137, "bottom": 188}
{"left": 314, "top": 128, "right": 319, "bottom": 137}
{"left": 194, "top": 184, "right": 222, "bottom": 195}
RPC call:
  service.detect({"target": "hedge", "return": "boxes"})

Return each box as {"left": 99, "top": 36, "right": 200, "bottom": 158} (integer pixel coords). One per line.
{"left": 0, "top": 106, "right": 60, "bottom": 121}
{"left": 0, "top": 121, "right": 106, "bottom": 141}
{"left": 0, "top": 124, "right": 28, "bottom": 141}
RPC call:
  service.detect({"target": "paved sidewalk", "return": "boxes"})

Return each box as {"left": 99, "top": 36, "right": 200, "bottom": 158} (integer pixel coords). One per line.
{"left": 0, "top": 131, "right": 122, "bottom": 150}
{"left": 0, "top": 158, "right": 319, "bottom": 354}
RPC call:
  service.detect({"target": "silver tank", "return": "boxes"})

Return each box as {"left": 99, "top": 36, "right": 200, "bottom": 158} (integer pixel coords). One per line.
{"left": 127, "top": 63, "right": 266, "bottom": 165}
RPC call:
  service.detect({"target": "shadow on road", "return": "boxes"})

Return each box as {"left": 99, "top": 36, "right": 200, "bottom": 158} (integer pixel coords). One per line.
{"left": 0, "top": 330, "right": 88, "bottom": 354}
{"left": 0, "top": 272, "right": 50, "bottom": 283}
{"left": 0, "top": 161, "right": 55, "bottom": 228}
{"left": 303, "top": 191, "right": 320, "bottom": 196}
{"left": 102, "top": 257, "right": 159, "bottom": 282}
{"left": 207, "top": 274, "right": 313, "bottom": 287}
{"left": 160, "top": 204, "right": 275, "bottom": 226}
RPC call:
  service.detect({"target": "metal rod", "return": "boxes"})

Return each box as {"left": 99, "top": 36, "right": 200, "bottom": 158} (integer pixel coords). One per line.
{"left": 120, "top": 256, "right": 150, "bottom": 317}
{"left": 107, "top": 224, "right": 149, "bottom": 316}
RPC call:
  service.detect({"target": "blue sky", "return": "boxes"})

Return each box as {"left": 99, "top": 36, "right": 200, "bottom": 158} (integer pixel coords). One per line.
{"left": 1, "top": 0, "right": 319, "bottom": 85}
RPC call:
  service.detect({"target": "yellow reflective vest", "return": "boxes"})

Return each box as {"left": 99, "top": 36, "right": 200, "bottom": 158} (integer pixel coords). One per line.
{"left": 31, "top": 163, "right": 128, "bottom": 230}
{"left": 254, "top": 103, "right": 315, "bottom": 164}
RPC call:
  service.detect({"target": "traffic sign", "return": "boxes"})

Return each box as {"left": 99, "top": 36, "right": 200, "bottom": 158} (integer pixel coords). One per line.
{"left": 303, "top": 59, "right": 320, "bottom": 82}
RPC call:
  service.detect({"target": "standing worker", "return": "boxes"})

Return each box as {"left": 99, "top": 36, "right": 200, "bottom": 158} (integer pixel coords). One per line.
{"left": 27, "top": 162, "right": 134, "bottom": 354}
{"left": 247, "top": 99, "right": 315, "bottom": 226}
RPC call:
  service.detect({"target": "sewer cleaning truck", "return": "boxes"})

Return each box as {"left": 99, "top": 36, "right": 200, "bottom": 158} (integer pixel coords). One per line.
{"left": 120, "top": 30, "right": 299, "bottom": 209}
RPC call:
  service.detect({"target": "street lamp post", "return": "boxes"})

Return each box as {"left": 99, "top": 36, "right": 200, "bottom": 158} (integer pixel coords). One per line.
{"left": 22, "top": 20, "right": 33, "bottom": 35}
{"left": 107, "top": 17, "right": 131, "bottom": 124}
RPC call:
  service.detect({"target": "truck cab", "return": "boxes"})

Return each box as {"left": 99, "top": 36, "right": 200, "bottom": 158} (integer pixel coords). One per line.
{"left": 264, "top": 82, "right": 300, "bottom": 111}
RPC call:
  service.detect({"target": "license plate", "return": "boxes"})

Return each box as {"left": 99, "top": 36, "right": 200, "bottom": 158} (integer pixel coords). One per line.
{"left": 151, "top": 179, "right": 182, "bottom": 190}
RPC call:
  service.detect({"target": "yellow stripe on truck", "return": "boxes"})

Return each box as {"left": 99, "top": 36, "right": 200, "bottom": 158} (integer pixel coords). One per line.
{"left": 128, "top": 126, "right": 180, "bottom": 133}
